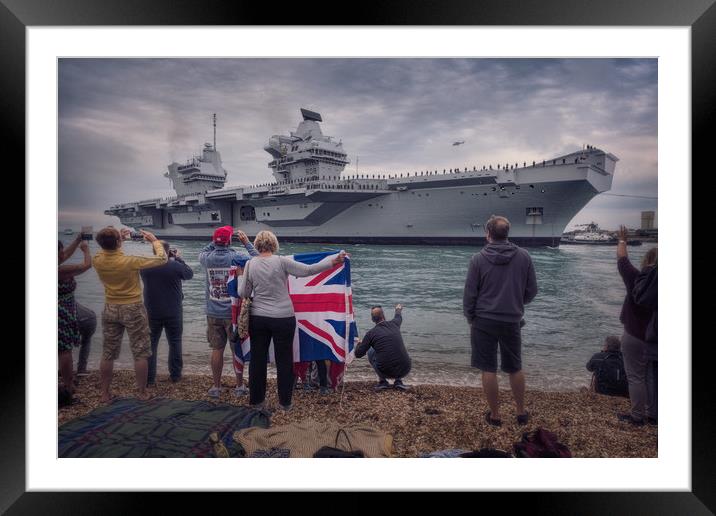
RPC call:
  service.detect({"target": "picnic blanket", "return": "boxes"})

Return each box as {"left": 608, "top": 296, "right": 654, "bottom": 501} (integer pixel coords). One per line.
{"left": 59, "top": 397, "right": 270, "bottom": 458}
{"left": 233, "top": 419, "right": 393, "bottom": 458}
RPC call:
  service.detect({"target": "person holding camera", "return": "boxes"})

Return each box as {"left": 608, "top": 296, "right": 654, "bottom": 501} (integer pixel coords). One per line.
{"left": 58, "top": 234, "right": 93, "bottom": 404}
{"left": 140, "top": 241, "right": 194, "bottom": 385}
{"left": 200, "top": 227, "right": 259, "bottom": 398}
{"left": 93, "top": 227, "right": 167, "bottom": 402}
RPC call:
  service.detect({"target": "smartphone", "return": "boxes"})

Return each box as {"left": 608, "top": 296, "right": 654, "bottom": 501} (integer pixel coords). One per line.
{"left": 81, "top": 226, "right": 93, "bottom": 241}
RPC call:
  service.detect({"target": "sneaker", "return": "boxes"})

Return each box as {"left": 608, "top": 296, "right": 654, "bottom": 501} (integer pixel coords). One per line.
{"left": 393, "top": 379, "right": 409, "bottom": 391}
{"left": 170, "top": 376, "right": 181, "bottom": 383}
{"left": 302, "top": 382, "right": 316, "bottom": 392}
{"left": 319, "top": 386, "right": 331, "bottom": 395}
{"left": 485, "top": 410, "right": 502, "bottom": 427}
{"left": 233, "top": 385, "right": 249, "bottom": 396}
{"left": 516, "top": 411, "right": 530, "bottom": 426}
{"left": 617, "top": 413, "right": 645, "bottom": 426}
{"left": 374, "top": 380, "right": 391, "bottom": 392}
{"left": 76, "top": 370, "right": 90, "bottom": 377}
{"left": 207, "top": 386, "right": 222, "bottom": 398}
{"left": 280, "top": 403, "right": 293, "bottom": 412}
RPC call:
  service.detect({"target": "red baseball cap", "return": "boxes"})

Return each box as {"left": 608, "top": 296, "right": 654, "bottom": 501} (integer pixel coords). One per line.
{"left": 213, "top": 226, "right": 233, "bottom": 245}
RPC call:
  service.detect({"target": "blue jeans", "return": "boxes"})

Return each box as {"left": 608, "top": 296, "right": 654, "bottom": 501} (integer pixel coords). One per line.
{"left": 148, "top": 315, "right": 183, "bottom": 384}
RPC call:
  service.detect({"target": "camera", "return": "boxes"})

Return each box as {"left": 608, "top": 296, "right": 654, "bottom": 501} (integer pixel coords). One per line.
{"left": 81, "top": 226, "right": 93, "bottom": 241}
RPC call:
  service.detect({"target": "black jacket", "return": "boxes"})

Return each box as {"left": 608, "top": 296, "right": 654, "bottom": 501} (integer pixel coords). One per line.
{"left": 355, "top": 310, "right": 411, "bottom": 379}
{"left": 140, "top": 258, "right": 194, "bottom": 320}
{"left": 632, "top": 265, "right": 657, "bottom": 360}
{"left": 463, "top": 241, "right": 538, "bottom": 323}
{"left": 586, "top": 351, "right": 629, "bottom": 397}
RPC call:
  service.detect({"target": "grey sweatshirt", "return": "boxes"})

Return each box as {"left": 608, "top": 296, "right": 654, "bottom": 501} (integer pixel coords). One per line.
{"left": 462, "top": 241, "right": 538, "bottom": 323}
{"left": 240, "top": 254, "right": 336, "bottom": 318}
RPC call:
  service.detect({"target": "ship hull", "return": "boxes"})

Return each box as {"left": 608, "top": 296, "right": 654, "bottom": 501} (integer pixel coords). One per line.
{"left": 112, "top": 179, "right": 605, "bottom": 247}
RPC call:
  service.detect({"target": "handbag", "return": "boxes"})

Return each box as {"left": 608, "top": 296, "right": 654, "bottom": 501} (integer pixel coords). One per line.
{"left": 237, "top": 259, "right": 252, "bottom": 339}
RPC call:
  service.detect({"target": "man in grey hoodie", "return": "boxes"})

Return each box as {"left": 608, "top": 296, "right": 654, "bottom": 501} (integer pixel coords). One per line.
{"left": 463, "top": 215, "right": 538, "bottom": 426}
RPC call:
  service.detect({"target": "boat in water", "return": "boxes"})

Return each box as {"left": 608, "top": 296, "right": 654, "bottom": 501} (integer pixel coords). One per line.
{"left": 561, "top": 223, "right": 641, "bottom": 246}
{"left": 105, "top": 109, "right": 619, "bottom": 246}
{"left": 63, "top": 228, "right": 74, "bottom": 235}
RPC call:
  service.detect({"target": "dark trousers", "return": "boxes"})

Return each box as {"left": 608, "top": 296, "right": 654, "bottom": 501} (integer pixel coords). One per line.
{"left": 646, "top": 359, "right": 658, "bottom": 420}
{"left": 148, "top": 315, "right": 183, "bottom": 384}
{"left": 315, "top": 360, "right": 328, "bottom": 388}
{"left": 367, "top": 348, "right": 387, "bottom": 382}
{"left": 249, "top": 315, "right": 296, "bottom": 406}
{"left": 76, "top": 303, "right": 97, "bottom": 373}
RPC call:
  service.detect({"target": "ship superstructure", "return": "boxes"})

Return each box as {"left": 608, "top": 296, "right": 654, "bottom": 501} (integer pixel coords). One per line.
{"left": 106, "top": 109, "right": 618, "bottom": 246}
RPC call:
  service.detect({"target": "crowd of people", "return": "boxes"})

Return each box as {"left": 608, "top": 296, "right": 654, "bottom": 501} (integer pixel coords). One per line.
{"left": 58, "top": 215, "right": 658, "bottom": 427}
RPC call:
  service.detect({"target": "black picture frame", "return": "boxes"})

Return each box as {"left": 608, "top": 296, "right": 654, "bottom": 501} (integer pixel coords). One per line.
{"left": 4, "top": 0, "right": 713, "bottom": 511}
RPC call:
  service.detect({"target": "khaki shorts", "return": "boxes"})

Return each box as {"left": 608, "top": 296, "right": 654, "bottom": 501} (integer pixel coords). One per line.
{"left": 102, "top": 302, "right": 152, "bottom": 360}
{"left": 206, "top": 316, "right": 236, "bottom": 352}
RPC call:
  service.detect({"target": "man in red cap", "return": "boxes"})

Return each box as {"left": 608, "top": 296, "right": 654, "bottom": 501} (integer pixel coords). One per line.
{"left": 199, "top": 227, "right": 259, "bottom": 398}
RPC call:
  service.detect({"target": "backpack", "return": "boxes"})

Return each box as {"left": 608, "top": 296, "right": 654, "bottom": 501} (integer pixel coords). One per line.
{"left": 513, "top": 428, "right": 572, "bottom": 458}
{"left": 595, "top": 352, "right": 629, "bottom": 397}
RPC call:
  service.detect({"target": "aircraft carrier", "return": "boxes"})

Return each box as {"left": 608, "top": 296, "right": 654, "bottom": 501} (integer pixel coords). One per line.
{"left": 105, "top": 109, "right": 618, "bottom": 246}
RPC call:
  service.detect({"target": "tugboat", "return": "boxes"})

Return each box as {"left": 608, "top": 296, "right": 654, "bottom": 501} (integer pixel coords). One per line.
{"left": 561, "top": 223, "right": 641, "bottom": 246}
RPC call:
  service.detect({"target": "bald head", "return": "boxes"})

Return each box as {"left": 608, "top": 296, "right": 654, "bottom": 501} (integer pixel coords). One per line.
{"left": 486, "top": 215, "right": 511, "bottom": 242}
{"left": 370, "top": 306, "right": 385, "bottom": 324}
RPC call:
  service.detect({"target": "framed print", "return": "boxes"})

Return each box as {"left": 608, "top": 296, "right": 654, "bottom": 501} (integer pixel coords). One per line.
{"left": 5, "top": 0, "right": 714, "bottom": 511}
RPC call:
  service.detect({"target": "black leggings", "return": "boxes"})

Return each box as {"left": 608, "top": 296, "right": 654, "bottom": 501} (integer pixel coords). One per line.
{"left": 248, "top": 315, "right": 296, "bottom": 406}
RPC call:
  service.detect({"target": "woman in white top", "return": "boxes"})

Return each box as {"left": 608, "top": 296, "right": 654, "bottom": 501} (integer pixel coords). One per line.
{"left": 240, "top": 230, "right": 347, "bottom": 410}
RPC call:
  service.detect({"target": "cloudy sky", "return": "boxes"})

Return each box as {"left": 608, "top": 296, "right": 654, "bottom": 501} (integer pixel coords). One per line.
{"left": 59, "top": 58, "right": 657, "bottom": 231}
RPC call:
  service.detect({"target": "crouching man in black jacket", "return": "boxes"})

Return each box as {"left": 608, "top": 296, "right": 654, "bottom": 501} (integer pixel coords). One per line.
{"left": 355, "top": 304, "right": 412, "bottom": 392}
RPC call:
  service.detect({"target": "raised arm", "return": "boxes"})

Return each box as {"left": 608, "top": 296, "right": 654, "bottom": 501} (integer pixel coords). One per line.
{"left": 128, "top": 233, "right": 167, "bottom": 270}
{"left": 392, "top": 304, "right": 403, "bottom": 327}
{"left": 59, "top": 234, "right": 83, "bottom": 264}
{"left": 58, "top": 241, "right": 92, "bottom": 279}
{"left": 280, "top": 251, "right": 347, "bottom": 278}
{"left": 236, "top": 230, "right": 260, "bottom": 257}
{"left": 462, "top": 255, "right": 480, "bottom": 323}
{"left": 616, "top": 225, "right": 629, "bottom": 260}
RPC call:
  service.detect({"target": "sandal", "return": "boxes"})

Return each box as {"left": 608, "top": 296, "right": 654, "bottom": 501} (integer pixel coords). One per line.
{"left": 485, "top": 411, "right": 502, "bottom": 427}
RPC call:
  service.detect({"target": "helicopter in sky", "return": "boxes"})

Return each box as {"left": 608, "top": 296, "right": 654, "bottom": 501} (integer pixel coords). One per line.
{"left": 452, "top": 140, "right": 465, "bottom": 146}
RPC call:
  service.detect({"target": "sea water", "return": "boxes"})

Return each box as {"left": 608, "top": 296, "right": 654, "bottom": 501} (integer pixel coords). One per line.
{"left": 59, "top": 236, "right": 656, "bottom": 391}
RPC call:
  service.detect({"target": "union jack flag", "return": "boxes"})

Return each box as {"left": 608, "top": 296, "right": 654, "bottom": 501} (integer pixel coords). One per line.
{"left": 227, "top": 251, "right": 357, "bottom": 379}
{"left": 288, "top": 251, "right": 358, "bottom": 366}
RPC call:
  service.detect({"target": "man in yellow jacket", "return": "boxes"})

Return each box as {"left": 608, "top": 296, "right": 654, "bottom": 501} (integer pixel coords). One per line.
{"left": 93, "top": 227, "right": 167, "bottom": 402}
